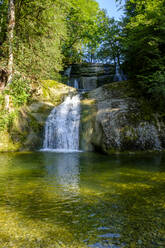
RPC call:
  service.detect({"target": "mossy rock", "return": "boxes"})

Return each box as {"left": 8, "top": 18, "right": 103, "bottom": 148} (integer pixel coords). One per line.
{"left": 80, "top": 98, "right": 97, "bottom": 151}
{"left": 0, "top": 80, "right": 76, "bottom": 152}
{"left": 36, "top": 80, "right": 77, "bottom": 105}
{"left": 0, "top": 130, "right": 21, "bottom": 152}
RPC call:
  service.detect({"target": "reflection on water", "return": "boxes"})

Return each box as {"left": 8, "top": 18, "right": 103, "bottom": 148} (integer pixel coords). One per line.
{"left": 44, "top": 152, "right": 80, "bottom": 193}
{"left": 0, "top": 152, "right": 164, "bottom": 248}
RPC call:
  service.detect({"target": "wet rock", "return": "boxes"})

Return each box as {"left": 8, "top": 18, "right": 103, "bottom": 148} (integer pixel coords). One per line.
{"left": 69, "top": 63, "right": 115, "bottom": 90}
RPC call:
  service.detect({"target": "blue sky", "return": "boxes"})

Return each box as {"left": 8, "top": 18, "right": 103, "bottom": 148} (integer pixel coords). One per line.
{"left": 96, "top": 0, "right": 124, "bottom": 19}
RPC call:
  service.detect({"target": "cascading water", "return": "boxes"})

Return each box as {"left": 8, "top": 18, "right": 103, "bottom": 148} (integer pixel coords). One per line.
{"left": 114, "top": 64, "right": 126, "bottom": 82}
{"left": 114, "top": 64, "right": 122, "bottom": 81}
{"left": 43, "top": 94, "right": 81, "bottom": 152}
{"left": 74, "top": 79, "right": 79, "bottom": 89}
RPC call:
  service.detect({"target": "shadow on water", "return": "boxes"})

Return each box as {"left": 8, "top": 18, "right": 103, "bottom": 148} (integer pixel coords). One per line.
{"left": 0, "top": 152, "right": 164, "bottom": 247}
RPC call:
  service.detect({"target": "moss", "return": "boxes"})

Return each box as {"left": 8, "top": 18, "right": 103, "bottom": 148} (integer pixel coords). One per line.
{"left": 103, "top": 81, "right": 137, "bottom": 100}
{"left": 103, "top": 81, "right": 158, "bottom": 125}
{"left": 39, "top": 80, "right": 76, "bottom": 106}
{"left": 80, "top": 99, "right": 97, "bottom": 151}
{"left": 28, "top": 115, "right": 41, "bottom": 133}
{"left": 121, "top": 126, "right": 138, "bottom": 141}
{"left": 0, "top": 130, "right": 21, "bottom": 152}
{"left": 41, "top": 80, "right": 61, "bottom": 88}
{"left": 103, "top": 80, "right": 130, "bottom": 91}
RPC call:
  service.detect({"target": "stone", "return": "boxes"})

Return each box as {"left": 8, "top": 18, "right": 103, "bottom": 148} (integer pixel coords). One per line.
{"left": 80, "top": 81, "right": 165, "bottom": 153}
{"left": 68, "top": 63, "right": 115, "bottom": 90}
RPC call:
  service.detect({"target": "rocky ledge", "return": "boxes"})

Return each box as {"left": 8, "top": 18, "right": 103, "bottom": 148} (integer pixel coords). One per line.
{"left": 68, "top": 63, "right": 115, "bottom": 90}
{"left": 80, "top": 81, "right": 165, "bottom": 153}
{"left": 1, "top": 80, "right": 165, "bottom": 154}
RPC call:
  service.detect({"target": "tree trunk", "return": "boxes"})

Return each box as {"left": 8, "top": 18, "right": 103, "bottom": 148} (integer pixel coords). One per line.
{"left": 7, "top": 0, "right": 15, "bottom": 85}
{"left": 5, "top": 0, "right": 15, "bottom": 111}
{"left": 90, "top": 53, "right": 93, "bottom": 63}
{"left": 117, "top": 54, "right": 120, "bottom": 66}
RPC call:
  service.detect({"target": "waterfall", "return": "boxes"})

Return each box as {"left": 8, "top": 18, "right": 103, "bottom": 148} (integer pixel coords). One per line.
{"left": 64, "top": 66, "right": 71, "bottom": 77}
{"left": 114, "top": 64, "right": 122, "bottom": 81}
{"left": 114, "top": 64, "right": 126, "bottom": 82}
{"left": 74, "top": 79, "right": 79, "bottom": 89}
{"left": 42, "top": 94, "right": 81, "bottom": 152}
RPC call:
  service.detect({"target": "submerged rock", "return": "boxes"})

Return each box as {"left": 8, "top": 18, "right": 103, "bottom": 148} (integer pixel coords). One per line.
{"left": 80, "top": 81, "right": 165, "bottom": 153}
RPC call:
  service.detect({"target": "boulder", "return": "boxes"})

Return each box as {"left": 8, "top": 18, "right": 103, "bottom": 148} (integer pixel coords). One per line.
{"left": 80, "top": 81, "right": 165, "bottom": 153}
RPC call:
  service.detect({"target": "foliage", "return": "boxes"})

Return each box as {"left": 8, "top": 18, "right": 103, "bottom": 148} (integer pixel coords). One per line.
{"left": 0, "top": 75, "right": 30, "bottom": 130}
{"left": 62, "top": 0, "right": 101, "bottom": 64}
{"left": 0, "top": 110, "right": 17, "bottom": 131}
{"left": 7, "top": 76, "right": 31, "bottom": 107}
{"left": 97, "top": 17, "right": 123, "bottom": 64}
{"left": 14, "top": 0, "right": 67, "bottom": 79}
{"left": 0, "top": 0, "right": 102, "bottom": 79}
{"left": 1, "top": 0, "right": 165, "bottom": 111}
{"left": 120, "top": 0, "right": 165, "bottom": 106}
{"left": 0, "top": 0, "right": 8, "bottom": 46}
{"left": 80, "top": 9, "right": 107, "bottom": 63}
{"left": 0, "top": 93, "right": 17, "bottom": 131}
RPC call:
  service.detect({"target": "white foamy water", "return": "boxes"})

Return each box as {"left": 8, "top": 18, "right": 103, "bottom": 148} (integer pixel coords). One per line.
{"left": 43, "top": 95, "right": 81, "bottom": 151}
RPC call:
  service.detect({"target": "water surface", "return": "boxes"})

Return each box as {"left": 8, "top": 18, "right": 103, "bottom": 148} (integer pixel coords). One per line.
{"left": 0, "top": 152, "right": 164, "bottom": 247}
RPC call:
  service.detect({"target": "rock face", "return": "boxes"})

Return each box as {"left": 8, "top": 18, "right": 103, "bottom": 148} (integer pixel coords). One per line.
{"left": 0, "top": 80, "right": 77, "bottom": 152}
{"left": 80, "top": 82, "right": 165, "bottom": 153}
{"left": 1, "top": 78, "right": 165, "bottom": 154}
{"left": 68, "top": 63, "right": 115, "bottom": 90}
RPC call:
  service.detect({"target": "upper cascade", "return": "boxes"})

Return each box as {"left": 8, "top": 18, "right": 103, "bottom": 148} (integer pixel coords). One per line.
{"left": 43, "top": 94, "right": 81, "bottom": 152}
{"left": 64, "top": 63, "right": 115, "bottom": 91}
{"left": 113, "top": 64, "right": 126, "bottom": 82}
{"left": 74, "top": 79, "right": 79, "bottom": 89}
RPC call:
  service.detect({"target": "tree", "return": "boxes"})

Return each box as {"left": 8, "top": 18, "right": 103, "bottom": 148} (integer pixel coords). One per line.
{"left": 0, "top": 0, "right": 8, "bottom": 64}
{"left": 7, "top": 0, "right": 15, "bottom": 85}
{"left": 82, "top": 9, "right": 108, "bottom": 63}
{"left": 62, "top": 0, "right": 100, "bottom": 64}
{"left": 121, "top": 0, "right": 165, "bottom": 101}
{"left": 0, "top": 0, "right": 104, "bottom": 80}
{"left": 97, "top": 16, "right": 123, "bottom": 65}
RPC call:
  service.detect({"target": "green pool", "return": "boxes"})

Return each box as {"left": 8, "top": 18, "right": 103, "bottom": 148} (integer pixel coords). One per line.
{"left": 0, "top": 152, "right": 164, "bottom": 247}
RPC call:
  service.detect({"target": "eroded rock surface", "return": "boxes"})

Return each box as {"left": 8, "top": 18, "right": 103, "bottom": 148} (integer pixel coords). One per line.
{"left": 80, "top": 82, "right": 165, "bottom": 153}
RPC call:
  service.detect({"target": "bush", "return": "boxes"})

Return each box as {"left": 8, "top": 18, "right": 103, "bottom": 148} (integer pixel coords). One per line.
{"left": 7, "top": 75, "right": 31, "bottom": 107}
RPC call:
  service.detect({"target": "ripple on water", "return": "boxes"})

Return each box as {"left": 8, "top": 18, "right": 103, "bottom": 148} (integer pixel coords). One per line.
{"left": 0, "top": 152, "right": 164, "bottom": 248}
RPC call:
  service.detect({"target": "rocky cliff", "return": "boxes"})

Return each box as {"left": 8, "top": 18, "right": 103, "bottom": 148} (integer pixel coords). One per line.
{"left": 80, "top": 81, "right": 165, "bottom": 153}
{"left": 67, "top": 63, "right": 115, "bottom": 90}
{"left": 1, "top": 79, "right": 165, "bottom": 153}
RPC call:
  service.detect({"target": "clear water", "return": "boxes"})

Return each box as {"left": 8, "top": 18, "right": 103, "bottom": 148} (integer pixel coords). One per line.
{"left": 0, "top": 152, "right": 164, "bottom": 248}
